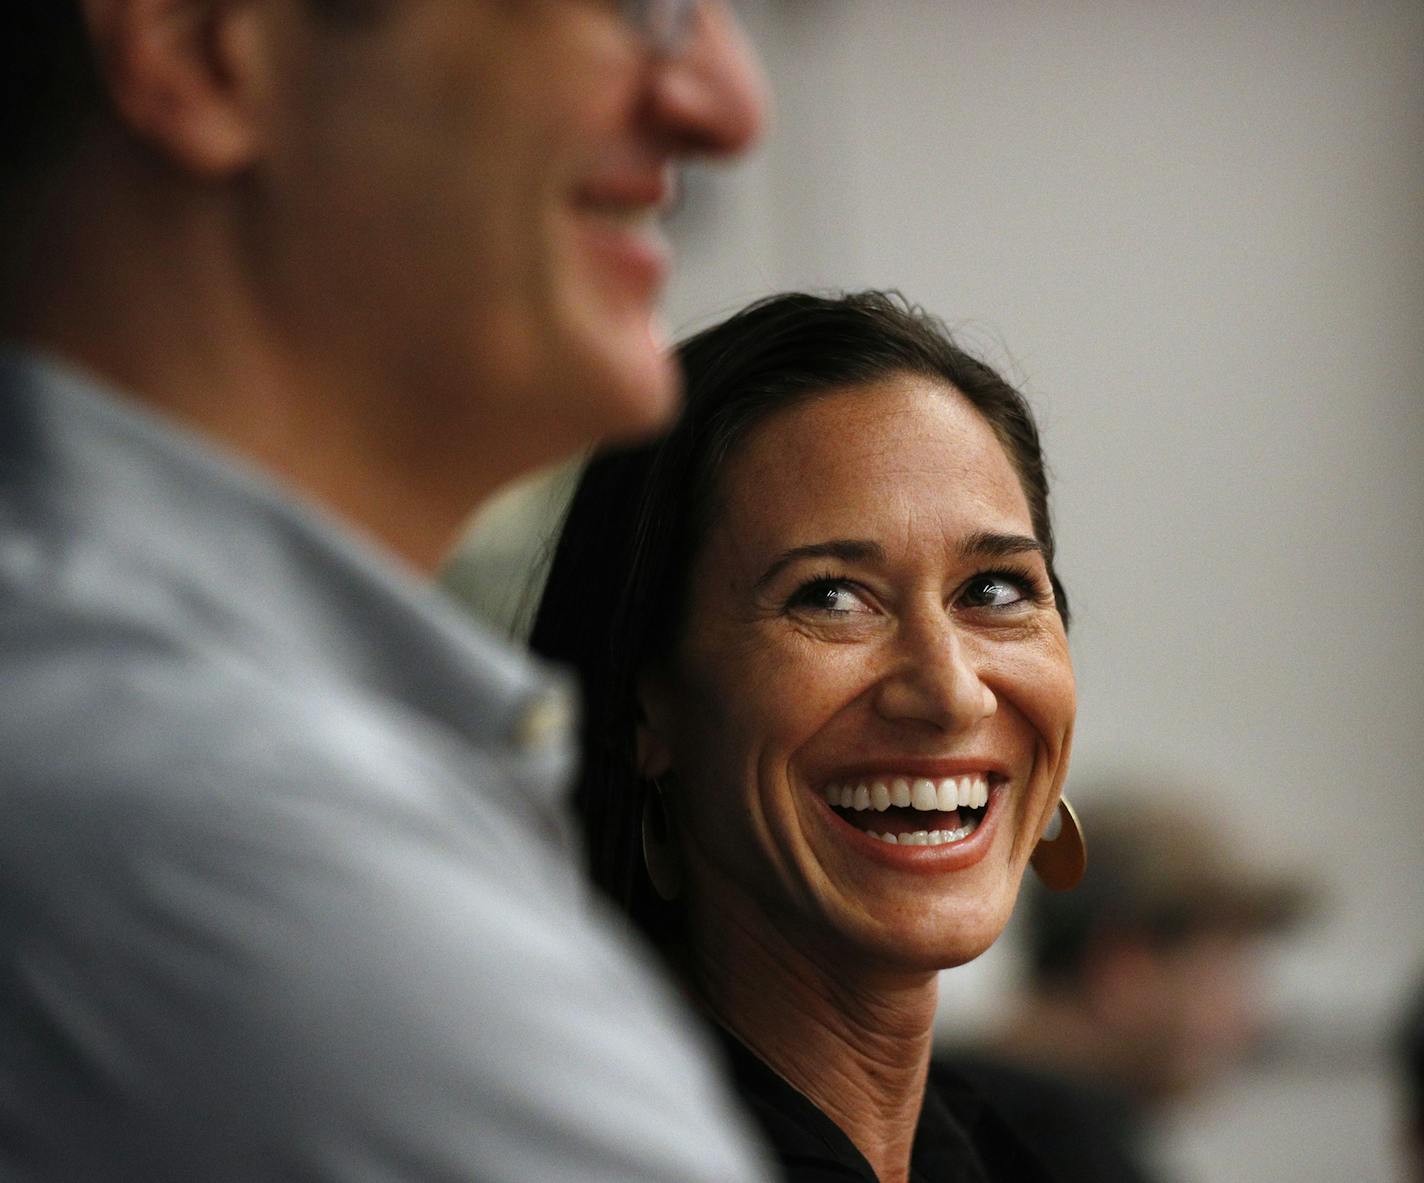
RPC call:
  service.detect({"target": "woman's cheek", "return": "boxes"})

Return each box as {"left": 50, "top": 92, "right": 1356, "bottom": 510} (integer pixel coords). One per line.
{"left": 1010, "top": 630, "right": 1075, "bottom": 757}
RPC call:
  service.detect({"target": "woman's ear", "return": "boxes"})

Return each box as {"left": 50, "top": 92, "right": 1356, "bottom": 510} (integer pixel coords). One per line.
{"left": 635, "top": 668, "right": 674, "bottom": 779}
{"left": 81, "top": 0, "right": 270, "bottom": 176}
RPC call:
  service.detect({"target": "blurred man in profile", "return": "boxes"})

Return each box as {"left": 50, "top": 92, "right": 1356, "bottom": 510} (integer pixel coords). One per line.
{"left": 0, "top": 2, "right": 768, "bottom": 1179}
{"left": 934, "top": 789, "right": 1312, "bottom": 1183}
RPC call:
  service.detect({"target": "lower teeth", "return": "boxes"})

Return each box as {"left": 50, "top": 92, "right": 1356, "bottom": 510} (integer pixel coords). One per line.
{"left": 867, "top": 821, "right": 976, "bottom": 846}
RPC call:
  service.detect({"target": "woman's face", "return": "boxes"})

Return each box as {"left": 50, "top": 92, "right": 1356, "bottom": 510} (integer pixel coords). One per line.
{"left": 641, "top": 373, "right": 1075, "bottom": 976}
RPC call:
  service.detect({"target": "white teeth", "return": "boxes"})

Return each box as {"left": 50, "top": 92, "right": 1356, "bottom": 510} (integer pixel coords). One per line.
{"left": 935, "top": 779, "right": 956, "bottom": 810}
{"left": 911, "top": 778, "right": 938, "bottom": 810}
{"left": 865, "top": 817, "right": 980, "bottom": 847}
{"left": 825, "top": 775, "right": 992, "bottom": 813}
{"left": 588, "top": 204, "right": 658, "bottom": 231}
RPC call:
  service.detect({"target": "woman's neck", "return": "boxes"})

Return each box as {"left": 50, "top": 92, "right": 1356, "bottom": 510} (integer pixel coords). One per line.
{"left": 686, "top": 908, "right": 940, "bottom": 1183}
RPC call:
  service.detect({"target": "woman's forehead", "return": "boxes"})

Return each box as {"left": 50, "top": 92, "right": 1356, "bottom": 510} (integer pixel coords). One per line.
{"left": 706, "top": 376, "right": 1034, "bottom": 557}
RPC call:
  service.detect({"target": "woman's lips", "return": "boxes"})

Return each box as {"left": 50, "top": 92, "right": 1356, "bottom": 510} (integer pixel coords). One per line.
{"left": 813, "top": 774, "right": 1009, "bottom": 868}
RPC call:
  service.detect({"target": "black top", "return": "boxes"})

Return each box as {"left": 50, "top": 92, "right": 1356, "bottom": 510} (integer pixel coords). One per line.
{"left": 931, "top": 1053, "right": 1164, "bottom": 1183}
{"left": 715, "top": 1026, "right": 1063, "bottom": 1182}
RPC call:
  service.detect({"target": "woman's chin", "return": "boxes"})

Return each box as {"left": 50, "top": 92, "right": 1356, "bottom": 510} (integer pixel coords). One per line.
{"left": 901, "top": 928, "right": 1005, "bottom": 975}
{"left": 821, "top": 897, "right": 1014, "bottom": 980}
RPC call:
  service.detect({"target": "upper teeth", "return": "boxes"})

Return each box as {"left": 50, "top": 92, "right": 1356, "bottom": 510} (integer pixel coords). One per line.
{"left": 588, "top": 203, "right": 658, "bottom": 230}
{"left": 822, "top": 775, "right": 989, "bottom": 812}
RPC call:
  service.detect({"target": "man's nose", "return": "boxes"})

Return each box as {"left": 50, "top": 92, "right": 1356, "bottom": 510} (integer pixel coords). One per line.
{"left": 647, "top": 1, "right": 768, "bottom": 158}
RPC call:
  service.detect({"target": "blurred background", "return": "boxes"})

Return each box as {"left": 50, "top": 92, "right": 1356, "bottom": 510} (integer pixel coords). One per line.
{"left": 447, "top": 3, "right": 1423, "bottom": 1179}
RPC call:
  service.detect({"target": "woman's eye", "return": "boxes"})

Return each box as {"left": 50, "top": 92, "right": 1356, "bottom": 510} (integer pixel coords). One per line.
{"left": 787, "top": 578, "right": 873, "bottom": 616}
{"left": 960, "top": 572, "right": 1032, "bottom": 610}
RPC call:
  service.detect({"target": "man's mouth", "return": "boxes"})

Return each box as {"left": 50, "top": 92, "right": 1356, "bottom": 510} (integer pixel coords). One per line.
{"left": 570, "top": 183, "right": 670, "bottom": 299}
{"left": 574, "top": 170, "right": 673, "bottom": 230}
{"left": 577, "top": 199, "right": 663, "bottom": 234}
{"left": 820, "top": 774, "right": 994, "bottom": 847}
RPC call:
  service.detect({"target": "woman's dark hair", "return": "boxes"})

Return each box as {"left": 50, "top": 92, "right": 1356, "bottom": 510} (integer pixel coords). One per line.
{"left": 528, "top": 290, "right": 1067, "bottom": 942}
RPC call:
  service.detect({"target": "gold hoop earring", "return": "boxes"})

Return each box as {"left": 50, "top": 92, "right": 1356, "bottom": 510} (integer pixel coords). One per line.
{"left": 641, "top": 779, "right": 684, "bottom": 902}
{"left": 1031, "top": 796, "right": 1086, "bottom": 891}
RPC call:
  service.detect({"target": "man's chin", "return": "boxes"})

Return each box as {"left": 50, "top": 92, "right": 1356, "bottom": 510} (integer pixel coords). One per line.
{"left": 574, "top": 330, "right": 683, "bottom": 446}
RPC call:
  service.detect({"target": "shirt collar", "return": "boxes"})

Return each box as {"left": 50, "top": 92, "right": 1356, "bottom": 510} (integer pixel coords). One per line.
{"left": 0, "top": 348, "right": 576, "bottom": 805}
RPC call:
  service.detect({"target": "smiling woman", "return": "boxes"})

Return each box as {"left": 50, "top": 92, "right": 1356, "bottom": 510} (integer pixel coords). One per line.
{"left": 530, "top": 291, "right": 1079, "bottom": 1183}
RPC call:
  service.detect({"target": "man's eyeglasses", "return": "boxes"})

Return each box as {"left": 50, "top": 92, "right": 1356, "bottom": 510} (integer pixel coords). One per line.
{"left": 622, "top": 0, "right": 700, "bottom": 56}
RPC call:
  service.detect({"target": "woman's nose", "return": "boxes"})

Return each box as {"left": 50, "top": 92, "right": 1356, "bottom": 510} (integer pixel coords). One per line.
{"left": 647, "top": 1, "right": 768, "bottom": 158}
{"left": 872, "top": 619, "right": 997, "bottom": 733}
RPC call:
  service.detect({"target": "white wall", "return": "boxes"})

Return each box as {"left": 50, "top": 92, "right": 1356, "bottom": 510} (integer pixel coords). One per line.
{"left": 453, "top": 3, "right": 1424, "bottom": 1178}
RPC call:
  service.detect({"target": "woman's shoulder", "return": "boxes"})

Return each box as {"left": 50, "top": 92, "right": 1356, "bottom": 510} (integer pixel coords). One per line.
{"left": 917, "top": 1060, "right": 1069, "bottom": 1183}
{"left": 929, "top": 1053, "right": 1159, "bottom": 1183}
{"left": 712, "top": 1023, "right": 870, "bottom": 1181}
{"left": 712, "top": 1022, "right": 1064, "bottom": 1183}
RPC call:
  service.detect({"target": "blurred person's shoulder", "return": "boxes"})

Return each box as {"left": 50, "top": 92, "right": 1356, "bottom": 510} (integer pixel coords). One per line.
{"left": 0, "top": 349, "right": 772, "bottom": 1182}
{"left": 0, "top": 345, "right": 585, "bottom": 911}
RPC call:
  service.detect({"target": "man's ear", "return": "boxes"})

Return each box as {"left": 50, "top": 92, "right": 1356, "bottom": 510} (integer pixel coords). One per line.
{"left": 80, "top": 0, "right": 269, "bottom": 176}
{"left": 635, "top": 668, "right": 675, "bottom": 780}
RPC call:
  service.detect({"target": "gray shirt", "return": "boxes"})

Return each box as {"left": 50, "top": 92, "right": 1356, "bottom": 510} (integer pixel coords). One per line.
{"left": 0, "top": 353, "right": 769, "bottom": 1182}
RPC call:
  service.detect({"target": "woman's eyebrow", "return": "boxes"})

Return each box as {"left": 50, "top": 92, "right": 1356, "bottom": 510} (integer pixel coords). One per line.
{"left": 959, "top": 530, "right": 1046, "bottom": 560}
{"left": 752, "top": 539, "right": 886, "bottom": 591}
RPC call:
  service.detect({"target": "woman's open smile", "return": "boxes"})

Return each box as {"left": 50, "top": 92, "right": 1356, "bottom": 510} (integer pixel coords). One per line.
{"left": 819, "top": 768, "right": 1001, "bottom": 848}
